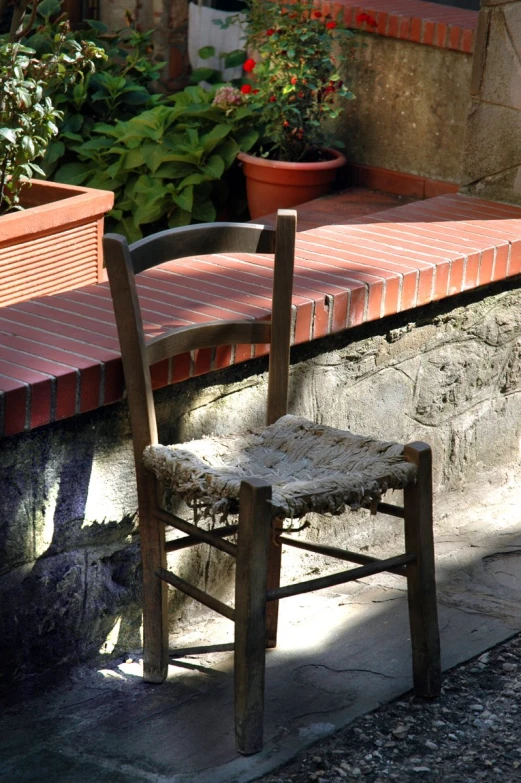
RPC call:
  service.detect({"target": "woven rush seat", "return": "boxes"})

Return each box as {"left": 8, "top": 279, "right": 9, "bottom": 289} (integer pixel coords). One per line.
{"left": 143, "top": 414, "right": 416, "bottom": 519}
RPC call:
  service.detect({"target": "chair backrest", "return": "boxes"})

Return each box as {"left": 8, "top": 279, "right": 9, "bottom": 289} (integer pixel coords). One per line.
{"left": 103, "top": 210, "right": 297, "bottom": 469}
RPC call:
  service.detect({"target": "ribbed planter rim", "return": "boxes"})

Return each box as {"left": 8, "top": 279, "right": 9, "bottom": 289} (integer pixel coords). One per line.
{"left": 238, "top": 148, "right": 346, "bottom": 171}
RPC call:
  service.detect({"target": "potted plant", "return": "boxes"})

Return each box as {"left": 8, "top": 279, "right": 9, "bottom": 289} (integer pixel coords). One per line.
{"left": 0, "top": 8, "right": 113, "bottom": 307}
{"left": 229, "top": 0, "right": 355, "bottom": 218}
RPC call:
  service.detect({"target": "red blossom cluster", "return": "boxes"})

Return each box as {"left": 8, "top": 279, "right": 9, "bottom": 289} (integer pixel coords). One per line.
{"left": 356, "top": 12, "right": 378, "bottom": 27}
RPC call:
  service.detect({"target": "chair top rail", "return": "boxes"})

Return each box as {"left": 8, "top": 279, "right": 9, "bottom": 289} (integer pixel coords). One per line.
{"left": 127, "top": 222, "right": 277, "bottom": 275}
{"left": 146, "top": 319, "right": 272, "bottom": 365}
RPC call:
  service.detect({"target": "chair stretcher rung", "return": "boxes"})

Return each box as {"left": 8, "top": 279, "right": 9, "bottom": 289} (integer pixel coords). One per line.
{"left": 376, "top": 502, "right": 405, "bottom": 518}
{"left": 154, "top": 509, "right": 237, "bottom": 557}
{"left": 278, "top": 536, "right": 408, "bottom": 576}
{"left": 266, "top": 553, "right": 415, "bottom": 601}
{"left": 165, "top": 524, "right": 239, "bottom": 553}
{"left": 156, "top": 567, "right": 235, "bottom": 621}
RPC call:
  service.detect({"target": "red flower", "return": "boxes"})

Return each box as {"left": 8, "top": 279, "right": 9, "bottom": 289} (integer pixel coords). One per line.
{"left": 269, "top": 95, "right": 276, "bottom": 102}
{"left": 290, "top": 76, "right": 298, "bottom": 85}
{"left": 266, "top": 28, "right": 275, "bottom": 35}
{"left": 240, "top": 84, "right": 252, "bottom": 94}
{"left": 312, "top": 10, "right": 322, "bottom": 18}
{"left": 243, "top": 58, "right": 256, "bottom": 72}
{"left": 326, "top": 20, "right": 336, "bottom": 28}
{"left": 356, "top": 12, "right": 377, "bottom": 26}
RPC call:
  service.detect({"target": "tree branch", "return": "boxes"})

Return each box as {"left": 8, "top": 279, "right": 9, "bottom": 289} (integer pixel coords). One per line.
{"left": 9, "top": 0, "right": 34, "bottom": 41}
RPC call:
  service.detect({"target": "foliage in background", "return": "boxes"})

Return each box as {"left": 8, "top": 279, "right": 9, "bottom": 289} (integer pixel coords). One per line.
{"left": 221, "top": 0, "right": 356, "bottom": 162}
{"left": 0, "top": 20, "right": 103, "bottom": 213}
{"left": 12, "top": 0, "right": 166, "bottom": 177}
{"left": 55, "top": 87, "right": 258, "bottom": 241}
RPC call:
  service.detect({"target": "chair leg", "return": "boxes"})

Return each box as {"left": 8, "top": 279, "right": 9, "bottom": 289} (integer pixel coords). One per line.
{"left": 265, "top": 519, "right": 283, "bottom": 648}
{"left": 140, "top": 496, "right": 169, "bottom": 684}
{"left": 403, "top": 442, "right": 441, "bottom": 698}
{"left": 234, "top": 479, "right": 272, "bottom": 755}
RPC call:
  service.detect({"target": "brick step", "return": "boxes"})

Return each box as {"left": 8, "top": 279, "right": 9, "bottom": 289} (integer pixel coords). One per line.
{"left": 1, "top": 190, "right": 521, "bottom": 438}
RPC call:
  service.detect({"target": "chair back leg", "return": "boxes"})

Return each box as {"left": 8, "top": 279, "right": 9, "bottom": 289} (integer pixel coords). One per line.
{"left": 403, "top": 442, "right": 441, "bottom": 698}
{"left": 234, "top": 479, "right": 273, "bottom": 755}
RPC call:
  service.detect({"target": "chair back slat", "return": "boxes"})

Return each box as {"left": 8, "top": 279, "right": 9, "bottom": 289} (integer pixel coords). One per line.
{"left": 129, "top": 223, "right": 276, "bottom": 274}
{"left": 104, "top": 211, "right": 296, "bottom": 458}
{"left": 146, "top": 320, "right": 272, "bottom": 366}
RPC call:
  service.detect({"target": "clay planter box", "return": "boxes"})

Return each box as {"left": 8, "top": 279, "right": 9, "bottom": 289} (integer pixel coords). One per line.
{"left": 0, "top": 179, "right": 114, "bottom": 308}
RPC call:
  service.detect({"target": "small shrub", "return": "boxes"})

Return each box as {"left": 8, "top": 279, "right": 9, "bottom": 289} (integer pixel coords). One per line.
{"left": 55, "top": 87, "right": 258, "bottom": 240}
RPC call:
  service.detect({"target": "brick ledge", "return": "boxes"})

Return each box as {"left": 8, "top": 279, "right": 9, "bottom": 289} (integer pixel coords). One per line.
{"left": 331, "top": 0, "right": 478, "bottom": 53}
{"left": 1, "top": 192, "right": 521, "bottom": 438}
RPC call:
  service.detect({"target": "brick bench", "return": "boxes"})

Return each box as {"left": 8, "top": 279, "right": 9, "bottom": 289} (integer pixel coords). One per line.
{"left": 1, "top": 192, "right": 521, "bottom": 439}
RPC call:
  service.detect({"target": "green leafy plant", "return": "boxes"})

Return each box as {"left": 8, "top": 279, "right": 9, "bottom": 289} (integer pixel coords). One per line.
{"left": 55, "top": 86, "right": 258, "bottom": 241}
{"left": 223, "top": 0, "right": 356, "bottom": 162}
{"left": 5, "top": 0, "right": 166, "bottom": 176}
{"left": 0, "top": 19, "right": 104, "bottom": 213}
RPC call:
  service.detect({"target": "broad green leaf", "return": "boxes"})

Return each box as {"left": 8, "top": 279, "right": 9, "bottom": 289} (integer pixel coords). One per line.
{"left": 203, "top": 154, "right": 225, "bottom": 179}
{"left": 178, "top": 173, "right": 212, "bottom": 187}
{"left": 192, "top": 199, "right": 216, "bottom": 223}
{"left": 190, "top": 67, "right": 218, "bottom": 83}
{"left": 54, "top": 162, "right": 90, "bottom": 185}
{"left": 234, "top": 128, "right": 259, "bottom": 152}
{"left": 122, "top": 147, "right": 146, "bottom": 169}
{"left": 198, "top": 46, "right": 216, "bottom": 60}
{"left": 200, "top": 124, "right": 230, "bottom": 155}
{"left": 134, "top": 197, "right": 168, "bottom": 226}
{"left": 223, "top": 49, "right": 246, "bottom": 68}
{"left": 168, "top": 209, "right": 191, "bottom": 228}
{"left": 114, "top": 216, "right": 142, "bottom": 243}
{"left": 171, "top": 186, "right": 193, "bottom": 213}
{"left": 215, "top": 139, "right": 240, "bottom": 169}
{"left": 0, "top": 128, "right": 18, "bottom": 144}
{"left": 44, "top": 140, "right": 65, "bottom": 165}
{"left": 155, "top": 161, "right": 199, "bottom": 178}
{"left": 85, "top": 19, "right": 109, "bottom": 33}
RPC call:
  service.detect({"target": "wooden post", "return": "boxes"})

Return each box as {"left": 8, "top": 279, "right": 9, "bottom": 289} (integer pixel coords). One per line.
{"left": 403, "top": 442, "right": 441, "bottom": 698}
{"left": 234, "top": 479, "right": 272, "bottom": 755}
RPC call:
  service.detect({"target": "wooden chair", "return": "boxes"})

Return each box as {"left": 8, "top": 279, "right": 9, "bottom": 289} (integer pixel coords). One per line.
{"left": 104, "top": 210, "right": 441, "bottom": 756}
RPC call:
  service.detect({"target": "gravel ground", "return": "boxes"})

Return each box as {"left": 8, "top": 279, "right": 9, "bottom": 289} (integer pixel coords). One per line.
{"left": 255, "top": 632, "right": 521, "bottom": 783}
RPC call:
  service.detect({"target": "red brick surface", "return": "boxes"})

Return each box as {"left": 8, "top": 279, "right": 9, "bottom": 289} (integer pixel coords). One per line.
{"left": 2, "top": 192, "right": 521, "bottom": 438}
{"left": 331, "top": 0, "right": 477, "bottom": 52}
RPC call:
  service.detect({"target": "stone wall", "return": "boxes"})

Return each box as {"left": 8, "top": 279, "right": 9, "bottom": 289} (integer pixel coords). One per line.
{"left": 3, "top": 279, "right": 521, "bottom": 689}
{"left": 460, "top": 0, "right": 521, "bottom": 204}
{"left": 337, "top": 35, "right": 472, "bottom": 184}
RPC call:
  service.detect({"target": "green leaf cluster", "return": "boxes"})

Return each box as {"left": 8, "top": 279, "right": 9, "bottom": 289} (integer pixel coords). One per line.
{"left": 13, "top": 0, "right": 166, "bottom": 178}
{"left": 0, "top": 20, "right": 105, "bottom": 214}
{"left": 55, "top": 88, "right": 258, "bottom": 241}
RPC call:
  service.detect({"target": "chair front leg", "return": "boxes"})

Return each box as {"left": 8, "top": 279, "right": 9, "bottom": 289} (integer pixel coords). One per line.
{"left": 265, "top": 517, "right": 283, "bottom": 648}
{"left": 139, "top": 474, "right": 169, "bottom": 684}
{"left": 234, "top": 478, "right": 273, "bottom": 755}
{"left": 403, "top": 442, "right": 441, "bottom": 698}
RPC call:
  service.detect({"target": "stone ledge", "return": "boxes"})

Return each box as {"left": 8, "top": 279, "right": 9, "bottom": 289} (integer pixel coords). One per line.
{"left": 1, "top": 192, "right": 521, "bottom": 439}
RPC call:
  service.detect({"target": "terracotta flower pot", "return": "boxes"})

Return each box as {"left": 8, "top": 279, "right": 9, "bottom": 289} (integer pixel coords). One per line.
{"left": 0, "top": 179, "right": 114, "bottom": 308}
{"left": 237, "top": 148, "right": 346, "bottom": 219}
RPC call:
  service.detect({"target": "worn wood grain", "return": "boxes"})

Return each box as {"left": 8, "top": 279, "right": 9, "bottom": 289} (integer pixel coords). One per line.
{"left": 234, "top": 479, "right": 272, "bottom": 755}
{"left": 404, "top": 442, "right": 441, "bottom": 698}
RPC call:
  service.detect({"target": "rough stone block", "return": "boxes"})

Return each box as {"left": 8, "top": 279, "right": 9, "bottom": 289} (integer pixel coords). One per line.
{"left": 461, "top": 101, "right": 521, "bottom": 186}
{"left": 480, "top": 7, "right": 521, "bottom": 110}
